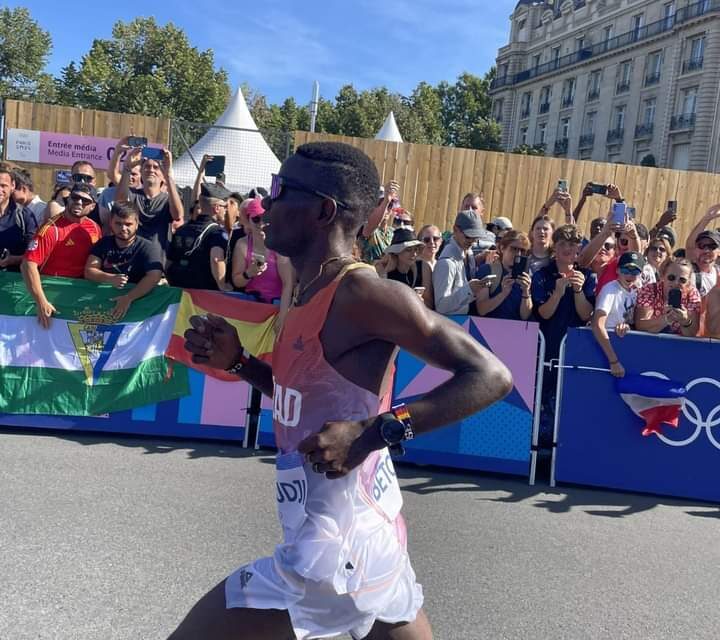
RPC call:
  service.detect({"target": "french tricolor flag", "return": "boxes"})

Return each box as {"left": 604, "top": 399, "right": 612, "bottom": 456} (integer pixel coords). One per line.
{"left": 616, "top": 374, "right": 687, "bottom": 437}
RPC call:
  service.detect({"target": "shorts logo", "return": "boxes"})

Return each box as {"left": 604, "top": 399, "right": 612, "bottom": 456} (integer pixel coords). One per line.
{"left": 273, "top": 381, "right": 302, "bottom": 428}
{"left": 372, "top": 452, "right": 397, "bottom": 501}
{"left": 239, "top": 568, "right": 253, "bottom": 589}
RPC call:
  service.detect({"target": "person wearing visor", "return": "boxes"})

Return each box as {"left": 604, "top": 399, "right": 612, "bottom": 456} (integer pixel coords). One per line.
{"left": 230, "top": 194, "right": 295, "bottom": 331}
{"left": 592, "top": 251, "right": 646, "bottom": 377}
{"left": 21, "top": 182, "right": 101, "bottom": 329}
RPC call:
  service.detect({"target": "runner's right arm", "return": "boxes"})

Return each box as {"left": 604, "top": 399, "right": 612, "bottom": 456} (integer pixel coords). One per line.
{"left": 183, "top": 314, "right": 274, "bottom": 397}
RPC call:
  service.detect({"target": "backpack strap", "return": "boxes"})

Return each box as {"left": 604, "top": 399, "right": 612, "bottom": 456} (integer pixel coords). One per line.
{"left": 184, "top": 223, "right": 220, "bottom": 257}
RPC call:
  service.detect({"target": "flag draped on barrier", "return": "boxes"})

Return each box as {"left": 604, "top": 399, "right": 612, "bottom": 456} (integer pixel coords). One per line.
{"left": 616, "top": 374, "right": 687, "bottom": 436}
{"left": 0, "top": 272, "right": 189, "bottom": 416}
{"left": 165, "top": 289, "right": 277, "bottom": 382}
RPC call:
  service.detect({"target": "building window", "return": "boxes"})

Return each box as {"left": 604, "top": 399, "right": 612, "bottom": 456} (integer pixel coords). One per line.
{"left": 533, "top": 54, "right": 541, "bottom": 69}
{"left": 645, "top": 51, "right": 662, "bottom": 85}
{"left": 561, "top": 78, "right": 575, "bottom": 107}
{"left": 576, "top": 36, "right": 585, "bottom": 51}
{"left": 518, "top": 18, "right": 526, "bottom": 29}
{"left": 539, "top": 86, "right": 552, "bottom": 113}
{"left": 520, "top": 92, "right": 533, "bottom": 118}
{"left": 604, "top": 25, "right": 614, "bottom": 42}
{"left": 684, "top": 35, "right": 705, "bottom": 72}
{"left": 552, "top": 46, "right": 561, "bottom": 68}
{"left": 520, "top": 127, "right": 528, "bottom": 146}
{"left": 493, "top": 98, "right": 504, "bottom": 122}
{"left": 616, "top": 60, "right": 632, "bottom": 94}
{"left": 588, "top": 70, "right": 601, "bottom": 100}
{"left": 583, "top": 111, "right": 596, "bottom": 135}
{"left": 632, "top": 14, "right": 644, "bottom": 39}
{"left": 559, "top": 117, "right": 571, "bottom": 139}
{"left": 664, "top": 2, "right": 675, "bottom": 28}
{"left": 681, "top": 86, "right": 698, "bottom": 115}
{"left": 537, "top": 122, "right": 547, "bottom": 145}
{"left": 643, "top": 98, "right": 656, "bottom": 125}
{"left": 613, "top": 105, "right": 626, "bottom": 132}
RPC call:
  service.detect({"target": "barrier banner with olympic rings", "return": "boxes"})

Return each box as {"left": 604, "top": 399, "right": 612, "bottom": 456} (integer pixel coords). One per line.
{"left": 554, "top": 327, "right": 720, "bottom": 503}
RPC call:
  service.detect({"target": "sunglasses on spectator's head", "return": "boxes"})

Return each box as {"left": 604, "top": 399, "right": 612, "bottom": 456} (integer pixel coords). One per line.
{"left": 666, "top": 274, "right": 688, "bottom": 284}
{"left": 422, "top": 235, "right": 441, "bottom": 243}
{"left": 270, "top": 173, "right": 349, "bottom": 209}
{"left": 619, "top": 266, "right": 641, "bottom": 276}
{"left": 71, "top": 173, "right": 93, "bottom": 183}
{"left": 602, "top": 241, "right": 615, "bottom": 251}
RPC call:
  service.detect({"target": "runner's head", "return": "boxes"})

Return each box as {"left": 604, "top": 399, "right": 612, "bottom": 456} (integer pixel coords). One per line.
{"left": 262, "top": 142, "right": 379, "bottom": 257}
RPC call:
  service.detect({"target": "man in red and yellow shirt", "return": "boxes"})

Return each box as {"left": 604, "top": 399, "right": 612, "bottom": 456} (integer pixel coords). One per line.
{"left": 21, "top": 182, "right": 101, "bottom": 328}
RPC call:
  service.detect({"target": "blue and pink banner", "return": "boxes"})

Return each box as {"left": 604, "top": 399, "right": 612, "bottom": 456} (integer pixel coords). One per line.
{"left": 258, "top": 317, "right": 541, "bottom": 477}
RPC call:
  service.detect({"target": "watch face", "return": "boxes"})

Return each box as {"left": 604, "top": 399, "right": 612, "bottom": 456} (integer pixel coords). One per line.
{"left": 380, "top": 418, "right": 406, "bottom": 446}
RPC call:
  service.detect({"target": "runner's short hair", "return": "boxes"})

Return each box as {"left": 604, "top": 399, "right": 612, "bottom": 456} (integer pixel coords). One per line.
{"left": 295, "top": 142, "right": 380, "bottom": 233}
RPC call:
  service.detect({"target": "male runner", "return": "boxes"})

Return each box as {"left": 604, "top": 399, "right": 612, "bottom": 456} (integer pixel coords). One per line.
{"left": 174, "top": 142, "right": 512, "bottom": 640}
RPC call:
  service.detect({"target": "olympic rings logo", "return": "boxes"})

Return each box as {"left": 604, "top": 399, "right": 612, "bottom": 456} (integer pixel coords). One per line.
{"left": 643, "top": 372, "right": 720, "bottom": 450}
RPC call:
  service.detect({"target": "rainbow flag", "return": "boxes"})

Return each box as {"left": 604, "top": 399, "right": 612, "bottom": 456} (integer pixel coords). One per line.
{"left": 166, "top": 290, "right": 278, "bottom": 381}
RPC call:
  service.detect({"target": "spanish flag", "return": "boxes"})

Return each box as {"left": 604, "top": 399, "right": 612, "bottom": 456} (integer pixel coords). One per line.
{"left": 166, "top": 289, "right": 278, "bottom": 381}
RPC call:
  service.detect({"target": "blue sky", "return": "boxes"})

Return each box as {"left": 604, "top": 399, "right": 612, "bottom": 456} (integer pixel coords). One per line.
{"left": 13, "top": 0, "right": 514, "bottom": 106}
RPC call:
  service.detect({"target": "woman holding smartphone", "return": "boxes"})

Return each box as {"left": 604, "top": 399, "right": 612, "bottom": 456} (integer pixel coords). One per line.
{"left": 231, "top": 198, "right": 295, "bottom": 331}
{"left": 474, "top": 231, "right": 533, "bottom": 320}
{"left": 635, "top": 258, "right": 700, "bottom": 336}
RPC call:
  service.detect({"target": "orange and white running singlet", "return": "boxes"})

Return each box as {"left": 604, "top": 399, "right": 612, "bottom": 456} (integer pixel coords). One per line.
{"left": 225, "top": 263, "right": 423, "bottom": 639}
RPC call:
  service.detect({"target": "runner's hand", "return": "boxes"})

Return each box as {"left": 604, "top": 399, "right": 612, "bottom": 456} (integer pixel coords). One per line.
{"left": 299, "top": 420, "right": 374, "bottom": 479}
{"left": 183, "top": 314, "right": 242, "bottom": 369}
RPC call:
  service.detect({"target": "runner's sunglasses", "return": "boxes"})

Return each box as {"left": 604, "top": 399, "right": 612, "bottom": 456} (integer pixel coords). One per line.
{"left": 270, "top": 174, "right": 349, "bottom": 209}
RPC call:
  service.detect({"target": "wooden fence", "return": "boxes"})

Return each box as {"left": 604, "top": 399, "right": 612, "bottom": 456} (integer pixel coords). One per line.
{"left": 2, "top": 99, "right": 171, "bottom": 199}
{"left": 294, "top": 131, "right": 720, "bottom": 244}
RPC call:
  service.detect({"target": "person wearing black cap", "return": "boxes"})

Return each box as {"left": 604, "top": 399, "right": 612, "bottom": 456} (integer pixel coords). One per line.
{"left": 21, "top": 182, "right": 102, "bottom": 329}
{"left": 116, "top": 146, "right": 184, "bottom": 253}
{"left": 683, "top": 204, "right": 720, "bottom": 297}
{"left": 166, "top": 182, "right": 231, "bottom": 291}
{"left": 592, "top": 251, "right": 646, "bottom": 377}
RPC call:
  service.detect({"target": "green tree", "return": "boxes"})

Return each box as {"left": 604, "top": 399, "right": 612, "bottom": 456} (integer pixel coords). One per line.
{"left": 511, "top": 144, "right": 545, "bottom": 156}
{"left": 0, "top": 7, "right": 55, "bottom": 101}
{"left": 55, "top": 18, "right": 229, "bottom": 122}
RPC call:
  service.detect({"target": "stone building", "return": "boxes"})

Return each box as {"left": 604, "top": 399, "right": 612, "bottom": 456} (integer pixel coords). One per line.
{"left": 489, "top": 0, "right": 720, "bottom": 171}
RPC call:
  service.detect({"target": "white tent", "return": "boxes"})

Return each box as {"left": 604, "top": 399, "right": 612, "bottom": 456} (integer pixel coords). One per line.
{"left": 375, "top": 111, "right": 403, "bottom": 143}
{"left": 172, "top": 87, "right": 281, "bottom": 194}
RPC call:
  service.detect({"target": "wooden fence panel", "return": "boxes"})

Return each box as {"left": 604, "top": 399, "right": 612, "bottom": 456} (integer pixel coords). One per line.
{"left": 291, "top": 131, "right": 720, "bottom": 243}
{"left": 3, "top": 99, "right": 171, "bottom": 200}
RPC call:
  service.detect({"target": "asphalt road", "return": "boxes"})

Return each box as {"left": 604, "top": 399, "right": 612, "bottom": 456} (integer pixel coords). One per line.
{"left": 1, "top": 429, "right": 719, "bottom": 640}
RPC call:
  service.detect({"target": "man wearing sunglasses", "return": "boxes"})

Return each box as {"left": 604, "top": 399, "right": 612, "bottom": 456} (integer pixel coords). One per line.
{"left": 44, "top": 160, "right": 101, "bottom": 222}
{"left": 166, "top": 182, "right": 231, "bottom": 291}
{"left": 175, "top": 142, "right": 512, "bottom": 640}
{"left": 684, "top": 204, "right": 720, "bottom": 297}
{"left": 21, "top": 183, "right": 101, "bottom": 329}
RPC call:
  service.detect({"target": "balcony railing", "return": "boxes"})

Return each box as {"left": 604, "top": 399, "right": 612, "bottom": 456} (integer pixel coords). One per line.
{"left": 616, "top": 81, "right": 631, "bottom": 94}
{"left": 635, "top": 123, "right": 654, "bottom": 138}
{"left": 682, "top": 57, "right": 704, "bottom": 73}
{"left": 645, "top": 72, "right": 661, "bottom": 86}
{"left": 579, "top": 133, "right": 595, "bottom": 148}
{"left": 587, "top": 89, "right": 600, "bottom": 101}
{"left": 520, "top": 108, "right": 531, "bottom": 119}
{"left": 539, "top": 102, "right": 550, "bottom": 114}
{"left": 490, "top": 0, "right": 719, "bottom": 91}
{"left": 670, "top": 113, "right": 697, "bottom": 130}
{"left": 561, "top": 95, "right": 574, "bottom": 108}
{"left": 607, "top": 128, "right": 625, "bottom": 144}
{"left": 554, "top": 138, "right": 569, "bottom": 155}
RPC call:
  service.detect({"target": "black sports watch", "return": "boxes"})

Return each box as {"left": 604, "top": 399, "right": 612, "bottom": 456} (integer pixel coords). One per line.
{"left": 372, "top": 405, "right": 415, "bottom": 455}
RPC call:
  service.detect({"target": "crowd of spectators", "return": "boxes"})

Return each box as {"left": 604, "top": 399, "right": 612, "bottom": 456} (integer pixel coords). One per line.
{"left": 2, "top": 148, "right": 720, "bottom": 388}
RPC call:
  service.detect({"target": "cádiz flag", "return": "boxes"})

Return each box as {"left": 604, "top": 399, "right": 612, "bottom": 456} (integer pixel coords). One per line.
{"left": 165, "top": 289, "right": 278, "bottom": 381}
{"left": 0, "top": 273, "right": 189, "bottom": 416}
{"left": 616, "top": 374, "right": 687, "bottom": 437}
